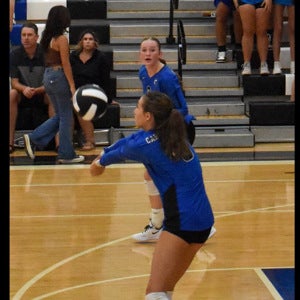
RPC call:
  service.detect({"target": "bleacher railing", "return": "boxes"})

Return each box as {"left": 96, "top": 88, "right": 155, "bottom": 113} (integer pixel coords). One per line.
{"left": 166, "top": 0, "right": 179, "bottom": 44}
{"left": 177, "top": 19, "right": 186, "bottom": 82}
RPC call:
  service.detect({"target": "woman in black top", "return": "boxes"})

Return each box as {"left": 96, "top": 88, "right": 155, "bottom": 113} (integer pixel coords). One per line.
{"left": 70, "top": 29, "right": 113, "bottom": 150}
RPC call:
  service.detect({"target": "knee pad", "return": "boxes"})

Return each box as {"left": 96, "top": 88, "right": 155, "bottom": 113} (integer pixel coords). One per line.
{"left": 145, "top": 292, "right": 169, "bottom": 300}
{"left": 145, "top": 180, "right": 159, "bottom": 196}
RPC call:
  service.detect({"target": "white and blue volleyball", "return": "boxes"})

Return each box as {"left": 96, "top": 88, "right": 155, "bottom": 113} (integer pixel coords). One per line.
{"left": 72, "top": 84, "right": 108, "bottom": 121}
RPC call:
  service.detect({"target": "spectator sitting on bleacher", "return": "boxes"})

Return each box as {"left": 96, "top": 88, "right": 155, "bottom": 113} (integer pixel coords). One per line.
{"left": 9, "top": 22, "right": 56, "bottom": 154}
{"left": 70, "top": 29, "right": 117, "bottom": 151}
{"left": 272, "top": 0, "right": 294, "bottom": 74}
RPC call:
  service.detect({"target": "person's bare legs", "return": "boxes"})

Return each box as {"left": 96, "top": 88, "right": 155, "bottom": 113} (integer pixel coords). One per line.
{"left": 239, "top": 4, "right": 256, "bottom": 64}
{"left": 130, "top": 170, "right": 164, "bottom": 242}
{"left": 144, "top": 171, "right": 163, "bottom": 210}
{"left": 287, "top": 5, "right": 295, "bottom": 73}
{"left": 77, "top": 115, "right": 95, "bottom": 150}
{"left": 233, "top": 9, "right": 243, "bottom": 45}
{"left": 255, "top": 7, "right": 271, "bottom": 64}
{"left": 290, "top": 78, "right": 295, "bottom": 102}
{"left": 272, "top": 5, "right": 284, "bottom": 63}
{"left": 215, "top": 2, "right": 230, "bottom": 48}
{"left": 146, "top": 231, "right": 202, "bottom": 295}
{"left": 9, "top": 89, "right": 21, "bottom": 148}
{"left": 132, "top": 170, "right": 216, "bottom": 242}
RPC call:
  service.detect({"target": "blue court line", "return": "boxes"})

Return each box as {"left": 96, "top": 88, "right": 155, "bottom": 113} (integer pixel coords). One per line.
{"left": 262, "top": 268, "right": 294, "bottom": 300}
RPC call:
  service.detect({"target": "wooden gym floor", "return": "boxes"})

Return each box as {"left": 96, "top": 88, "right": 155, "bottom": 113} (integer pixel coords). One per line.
{"left": 9, "top": 143, "right": 295, "bottom": 299}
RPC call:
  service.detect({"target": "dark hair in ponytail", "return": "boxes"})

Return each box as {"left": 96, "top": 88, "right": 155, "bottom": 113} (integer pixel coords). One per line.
{"left": 142, "top": 91, "right": 191, "bottom": 161}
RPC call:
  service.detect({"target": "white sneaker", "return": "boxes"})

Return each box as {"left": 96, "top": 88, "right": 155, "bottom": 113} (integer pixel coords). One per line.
{"left": 273, "top": 61, "right": 282, "bottom": 74}
{"left": 57, "top": 155, "right": 85, "bottom": 164}
{"left": 23, "top": 134, "right": 35, "bottom": 159}
{"left": 260, "top": 62, "right": 270, "bottom": 75}
{"left": 208, "top": 226, "right": 216, "bottom": 239}
{"left": 132, "top": 220, "right": 162, "bottom": 242}
{"left": 242, "top": 62, "right": 251, "bottom": 75}
{"left": 290, "top": 61, "right": 295, "bottom": 74}
{"left": 216, "top": 51, "right": 226, "bottom": 63}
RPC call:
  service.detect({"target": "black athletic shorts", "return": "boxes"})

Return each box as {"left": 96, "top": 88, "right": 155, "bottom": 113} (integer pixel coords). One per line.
{"left": 164, "top": 227, "right": 212, "bottom": 244}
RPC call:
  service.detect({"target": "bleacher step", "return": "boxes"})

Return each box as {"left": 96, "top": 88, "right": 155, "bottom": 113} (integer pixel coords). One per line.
{"left": 120, "top": 101, "right": 245, "bottom": 118}
{"left": 103, "top": 127, "right": 254, "bottom": 148}
{"left": 194, "top": 127, "right": 254, "bottom": 147}
{"left": 251, "top": 126, "right": 295, "bottom": 143}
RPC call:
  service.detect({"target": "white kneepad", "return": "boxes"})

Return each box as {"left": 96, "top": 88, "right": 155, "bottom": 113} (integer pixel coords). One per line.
{"left": 145, "top": 180, "right": 159, "bottom": 196}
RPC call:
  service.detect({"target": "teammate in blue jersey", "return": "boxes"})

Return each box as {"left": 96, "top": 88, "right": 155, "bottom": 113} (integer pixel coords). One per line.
{"left": 272, "top": 0, "right": 294, "bottom": 74}
{"left": 139, "top": 37, "right": 195, "bottom": 142}
{"left": 132, "top": 37, "right": 216, "bottom": 242}
{"left": 90, "top": 91, "right": 215, "bottom": 300}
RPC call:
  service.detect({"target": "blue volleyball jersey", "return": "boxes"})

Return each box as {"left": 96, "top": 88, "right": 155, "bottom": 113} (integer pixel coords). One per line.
{"left": 99, "top": 130, "right": 214, "bottom": 231}
{"left": 139, "top": 65, "right": 195, "bottom": 124}
{"left": 273, "top": 0, "right": 294, "bottom": 5}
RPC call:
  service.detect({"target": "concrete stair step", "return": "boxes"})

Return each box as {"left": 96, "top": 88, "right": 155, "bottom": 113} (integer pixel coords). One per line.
{"left": 119, "top": 114, "right": 249, "bottom": 127}
{"left": 107, "top": 10, "right": 215, "bottom": 19}
{"left": 113, "top": 61, "right": 237, "bottom": 71}
{"left": 115, "top": 87, "right": 244, "bottom": 98}
{"left": 112, "top": 46, "right": 236, "bottom": 70}
{"left": 115, "top": 73, "right": 240, "bottom": 88}
{"left": 107, "top": 0, "right": 215, "bottom": 13}
{"left": 251, "top": 126, "right": 294, "bottom": 143}
{"left": 109, "top": 20, "right": 221, "bottom": 44}
{"left": 106, "top": 126, "right": 254, "bottom": 148}
{"left": 194, "top": 127, "right": 254, "bottom": 147}
{"left": 119, "top": 99, "right": 245, "bottom": 117}
{"left": 107, "top": 0, "right": 216, "bottom": 19}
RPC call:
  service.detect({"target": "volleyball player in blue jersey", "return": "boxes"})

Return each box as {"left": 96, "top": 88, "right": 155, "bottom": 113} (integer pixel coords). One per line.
{"left": 132, "top": 37, "right": 215, "bottom": 242}
{"left": 90, "top": 91, "right": 215, "bottom": 300}
{"left": 139, "top": 37, "right": 195, "bottom": 142}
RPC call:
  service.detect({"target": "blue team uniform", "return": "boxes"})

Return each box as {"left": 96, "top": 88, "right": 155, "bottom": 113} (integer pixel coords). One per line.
{"left": 99, "top": 130, "right": 214, "bottom": 232}
{"left": 214, "top": 0, "right": 236, "bottom": 10}
{"left": 273, "top": 0, "right": 294, "bottom": 5}
{"left": 139, "top": 65, "right": 195, "bottom": 124}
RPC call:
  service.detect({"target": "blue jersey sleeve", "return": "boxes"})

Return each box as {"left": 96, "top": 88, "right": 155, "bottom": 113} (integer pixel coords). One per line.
{"left": 100, "top": 131, "right": 152, "bottom": 166}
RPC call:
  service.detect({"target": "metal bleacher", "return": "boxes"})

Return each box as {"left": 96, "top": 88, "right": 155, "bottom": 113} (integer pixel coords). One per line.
{"left": 11, "top": 0, "right": 295, "bottom": 148}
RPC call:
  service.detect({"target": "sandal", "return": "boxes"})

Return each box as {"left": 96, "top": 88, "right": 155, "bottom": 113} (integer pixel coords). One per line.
{"left": 9, "top": 144, "right": 15, "bottom": 154}
{"left": 80, "top": 142, "right": 96, "bottom": 151}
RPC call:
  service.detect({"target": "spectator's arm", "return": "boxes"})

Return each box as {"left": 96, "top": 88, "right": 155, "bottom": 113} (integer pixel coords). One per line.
{"left": 10, "top": 0, "right": 15, "bottom": 32}
{"left": 11, "top": 78, "right": 26, "bottom": 93}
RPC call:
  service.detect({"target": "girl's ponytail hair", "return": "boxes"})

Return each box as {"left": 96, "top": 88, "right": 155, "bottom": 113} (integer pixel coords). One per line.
{"left": 142, "top": 91, "right": 191, "bottom": 160}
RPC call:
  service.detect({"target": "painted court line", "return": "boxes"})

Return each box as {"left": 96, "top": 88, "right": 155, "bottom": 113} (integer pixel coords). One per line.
{"left": 9, "top": 160, "right": 295, "bottom": 171}
{"left": 12, "top": 204, "right": 294, "bottom": 299}
{"left": 12, "top": 235, "right": 133, "bottom": 300}
{"left": 255, "top": 268, "right": 284, "bottom": 300}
